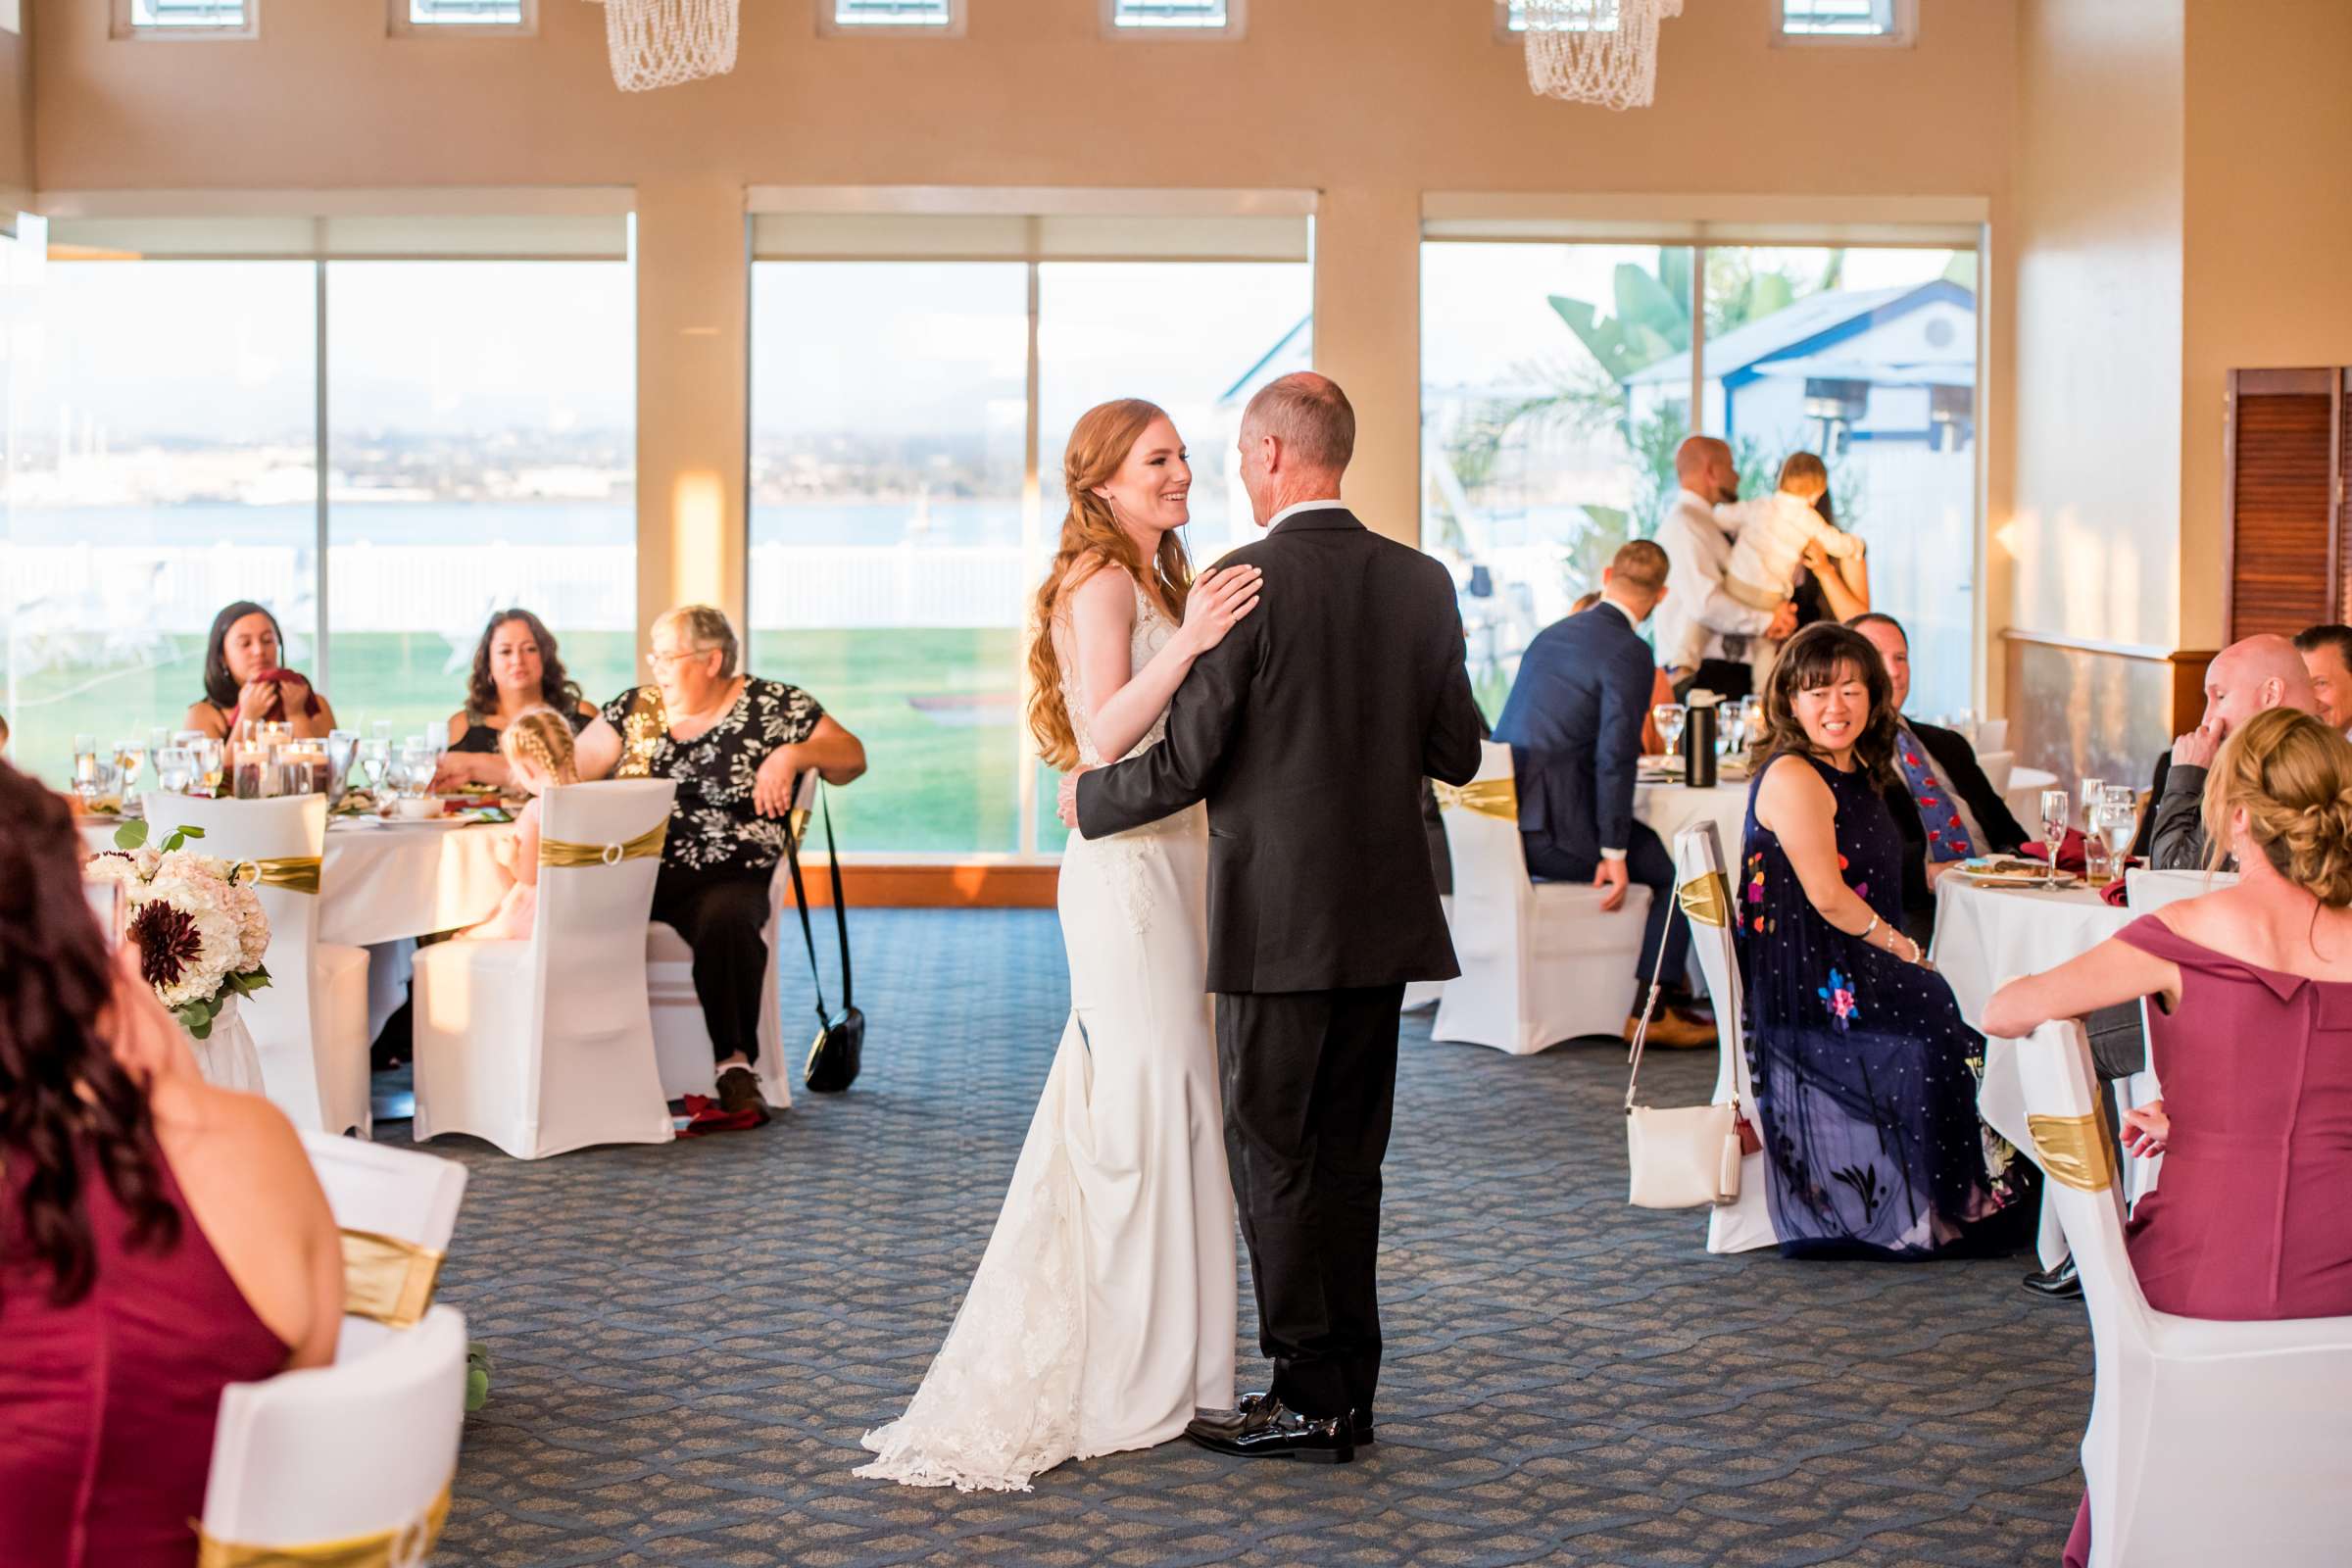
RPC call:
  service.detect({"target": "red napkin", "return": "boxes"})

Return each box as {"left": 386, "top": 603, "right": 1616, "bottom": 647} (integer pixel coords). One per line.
{"left": 2100, "top": 876, "right": 2131, "bottom": 907}
{"left": 674, "top": 1094, "right": 761, "bottom": 1136}
{"left": 252, "top": 667, "right": 325, "bottom": 720}
{"left": 2018, "top": 828, "right": 2088, "bottom": 874}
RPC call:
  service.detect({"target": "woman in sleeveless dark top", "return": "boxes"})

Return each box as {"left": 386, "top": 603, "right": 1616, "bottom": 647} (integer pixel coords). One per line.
{"left": 1739, "top": 624, "right": 2031, "bottom": 1258}
{"left": 1985, "top": 709, "right": 2352, "bottom": 1568}
{"left": 0, "top": 763, "right": 343, "bottom": 1565}
{"left": 434, "top": 609, "right": 597, "bottom": 789}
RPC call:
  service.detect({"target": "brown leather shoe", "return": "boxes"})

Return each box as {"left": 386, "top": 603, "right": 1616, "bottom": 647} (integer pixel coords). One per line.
{"left": 1625, "top": 1008, "right": 1717, "bottom": 1050}
{"left": 714, "top": 1066, "right": 772, "bottom": 1127}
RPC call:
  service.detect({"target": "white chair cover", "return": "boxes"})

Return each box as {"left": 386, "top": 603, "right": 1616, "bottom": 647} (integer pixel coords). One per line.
{"left": 647, "top": 769, "right": 815, "bottom": 1104}
{"left": 151, "top": 794, "right": 371, "bottom": 1137}
{"left": 1672, "top": 820, "right": 1777, "bottom": 1254}
{"left": 2019, "top": 1018, "right": 2352, "bottom": 1567}
{"left": 1974, "top": 717, "right": 2008, "bottom": 754}
{"left": 1974, "top": 749, "right": 2015, "bottom": 798}
{"left": 200, "top": 1303, "right": 466, "bottom": 1565}
{"left": 412, "top": 779, "right": 678, "bottom": 1158}
{"left": 302, "top": 1130, "right": 467, "bottom": 1363}
{"left": 1431, "top": 741, "right": 1650, "bottom": 1054}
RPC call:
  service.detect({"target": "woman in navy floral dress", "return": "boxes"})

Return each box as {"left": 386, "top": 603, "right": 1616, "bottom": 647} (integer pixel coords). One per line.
{"left": 1737, "top": 623, "right": 2032, "bottom": 1258}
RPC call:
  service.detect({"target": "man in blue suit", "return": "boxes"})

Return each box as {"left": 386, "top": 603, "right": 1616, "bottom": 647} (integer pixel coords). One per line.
{"left": 1493, "top": 540, "right": 1711, "bottom": 1048}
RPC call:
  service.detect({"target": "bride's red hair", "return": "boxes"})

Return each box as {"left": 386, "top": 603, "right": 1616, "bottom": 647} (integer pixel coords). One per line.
{"left": 1025, "top": 399, "right": 1195, "bottom": 771}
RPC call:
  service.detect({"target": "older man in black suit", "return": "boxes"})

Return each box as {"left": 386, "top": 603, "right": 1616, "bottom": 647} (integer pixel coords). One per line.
{"left": 1848, "top": 613, "right": 2032, "bottom": 945}
{"left": 1491, "top": 540, "right": 1710, "bottom": 1048}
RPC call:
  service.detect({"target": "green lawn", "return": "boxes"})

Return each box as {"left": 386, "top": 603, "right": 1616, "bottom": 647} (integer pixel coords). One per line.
{"left": 6, "top": 628, "right": 1025, "bottom": 856}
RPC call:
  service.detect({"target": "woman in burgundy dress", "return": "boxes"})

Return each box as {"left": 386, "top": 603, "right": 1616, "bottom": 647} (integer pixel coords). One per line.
{"left": 0, "top": 763, "right": 345, "bottom": 1566}
{"left": 1985, "top": 707, "right": 2352, "bottom": 1567}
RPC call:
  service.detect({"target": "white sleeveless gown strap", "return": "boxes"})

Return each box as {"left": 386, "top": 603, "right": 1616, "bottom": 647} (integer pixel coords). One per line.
{"left": 857, "top": 577, "right": 1236, "bottom": 1493}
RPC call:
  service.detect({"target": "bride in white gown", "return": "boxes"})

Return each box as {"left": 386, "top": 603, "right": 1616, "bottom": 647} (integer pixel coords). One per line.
{"left": 858, "top": 399, "right": 1261, "bottom": 1493}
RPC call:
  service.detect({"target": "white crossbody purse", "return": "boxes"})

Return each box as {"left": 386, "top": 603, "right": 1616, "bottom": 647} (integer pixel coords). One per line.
{"left": 1624, "top": 903, "right": 1743, "bottom": 1209}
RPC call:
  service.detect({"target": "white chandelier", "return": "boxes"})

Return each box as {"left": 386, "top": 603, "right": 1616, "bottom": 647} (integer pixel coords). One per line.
{"left": 1523, "top": 0, "right": 1680, "bottom": 112}
{"left": 586, "top": 0, "right": 739, "bottom": 92}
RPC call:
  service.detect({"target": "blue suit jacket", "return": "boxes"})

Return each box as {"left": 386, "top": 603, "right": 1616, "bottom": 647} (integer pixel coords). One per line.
{"left": 1491, "top": 602, "right": 1657, "bottom": 869}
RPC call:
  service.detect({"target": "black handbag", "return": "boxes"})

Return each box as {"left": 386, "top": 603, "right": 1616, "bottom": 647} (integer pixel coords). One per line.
{"left": 787, "top": 788, "right": 863, "bottom": 1093}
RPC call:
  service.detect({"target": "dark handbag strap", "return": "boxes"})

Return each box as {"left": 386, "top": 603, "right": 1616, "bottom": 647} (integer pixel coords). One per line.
{"left": 785, "top": 785, "right": 853, "bottom": 1019}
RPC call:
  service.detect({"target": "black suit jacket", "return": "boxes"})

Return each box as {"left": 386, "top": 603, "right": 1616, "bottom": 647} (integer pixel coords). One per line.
{"left": 1075, "top": 508, "right": 1487, "bottom": 994}
{"left": 1489, "top": 601, "right": 1656, "bottom": 870}
{"left": 1881, "top": 718, "right": 2032, "bottom": 929}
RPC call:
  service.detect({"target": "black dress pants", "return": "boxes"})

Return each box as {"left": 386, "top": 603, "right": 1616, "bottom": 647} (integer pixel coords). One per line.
{"left": 650, "top": 861, "right": 774, "bottom": 1066}
{"left": 1216, "top": 983, "right": 1406, "bottom": 1421}
{"left": 1524, "top": 820, "right": 1689, "bottom": 992}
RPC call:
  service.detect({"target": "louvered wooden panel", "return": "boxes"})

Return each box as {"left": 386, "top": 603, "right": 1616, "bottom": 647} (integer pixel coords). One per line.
{"left": 2229, "top": 391, "right": 2334, "bottom": 638}
{"left": 2340, "top": 385, "right": 2352, "bottom": 620}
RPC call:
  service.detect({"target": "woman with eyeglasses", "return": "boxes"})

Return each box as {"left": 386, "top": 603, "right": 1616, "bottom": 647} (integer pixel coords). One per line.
{"left": 575, "top": 604, "right": 865, "bottom": 1126}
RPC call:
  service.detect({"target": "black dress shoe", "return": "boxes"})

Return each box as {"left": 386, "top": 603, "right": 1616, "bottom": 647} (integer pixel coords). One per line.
{"left": 1184, "top": 1395, "right": 1354, "bottom": 1463}
{"left": 2022, "top": 1257, "right": 2082, "bottom": 1298}
{"left": 1232, "top": 1389, "right": 1373, "bottom": 1446}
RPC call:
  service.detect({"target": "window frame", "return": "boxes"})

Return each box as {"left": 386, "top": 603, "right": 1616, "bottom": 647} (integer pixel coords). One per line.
{"left": 110, "top": 0, "right": 258, "bottom": 40}
{"left": 388, "top": 0, "right": 537, "bottom": 38}
{"left": 1101, "top": 0, "right": 1245, "bottom": 41}
{"left": 815, "top": 0, "right": 967, "bottom": 38}
{"left": 1494, "top": 0, "right": 1624, "bottom": 44}
{"left": 1770, "top": 0, "right": 1916, "bottom": 48}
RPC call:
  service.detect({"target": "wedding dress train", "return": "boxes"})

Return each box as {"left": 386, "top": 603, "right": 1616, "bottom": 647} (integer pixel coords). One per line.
{"left": 858, "top": 579, "right": 1236, "bottom": 1493}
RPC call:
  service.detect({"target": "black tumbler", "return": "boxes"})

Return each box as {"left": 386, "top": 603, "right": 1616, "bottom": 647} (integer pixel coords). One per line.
{"left": 1685, "top": 702, "right": 1718, "bottom": 788}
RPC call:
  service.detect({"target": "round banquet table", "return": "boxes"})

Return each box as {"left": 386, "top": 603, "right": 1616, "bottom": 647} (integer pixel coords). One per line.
{"left": 1636, "top": 777, "right": 1748, "bottom": 862}
{"left": 77, "top": 814, "right": 516, "bottom": 949}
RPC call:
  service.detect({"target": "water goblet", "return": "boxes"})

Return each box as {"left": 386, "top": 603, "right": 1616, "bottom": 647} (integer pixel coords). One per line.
{"left": 1652, "top": 703, "right": 1688, "bottom": 761}
{"left": 2095, "top": 799, "right": 2137, "bottom": 886}
{"left": 154, "top": 746, "right": 195, "bottom": 797}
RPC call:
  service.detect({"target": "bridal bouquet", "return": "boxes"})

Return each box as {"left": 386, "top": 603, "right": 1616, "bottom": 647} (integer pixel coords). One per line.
{"left": 88, "top": 820, "right": 272, "bottom": 1039}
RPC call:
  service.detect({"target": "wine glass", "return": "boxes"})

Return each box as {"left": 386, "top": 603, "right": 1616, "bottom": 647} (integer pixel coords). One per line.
{"left": 2094, "top": 798, "right": 2137, "bottom": 887}
{"left": 191, "top": 735, "right": 225, "bottom": 796}
{"left": 2079, "top": 775, "right": 2107, "bottom": 819}
{"left": 154, "top": 746, "right": 195, "bottom": 797}
{"left": 72, "top": 734, "right": 99, "bottom": 792}
{"left": 1652, "top": 703, "right": 1688, "bottom": 760}
{"left": 2038, "top": 788, "right": 2071, "bottom": 875}
{"left": 356, "top": 737, "right": 390, "bottom": 795}
{"left": 113, "top": 740, "right": 146, "bottom": 810}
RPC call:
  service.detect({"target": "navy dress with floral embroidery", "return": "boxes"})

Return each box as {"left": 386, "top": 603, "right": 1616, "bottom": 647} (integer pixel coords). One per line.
{"left": 1737, "top": 751, "right": 2031, "bottom": 1258}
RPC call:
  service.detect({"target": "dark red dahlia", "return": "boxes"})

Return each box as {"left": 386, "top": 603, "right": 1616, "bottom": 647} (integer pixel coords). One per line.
{"left": 128, "top": 900, "right": 202, "bottom": 991}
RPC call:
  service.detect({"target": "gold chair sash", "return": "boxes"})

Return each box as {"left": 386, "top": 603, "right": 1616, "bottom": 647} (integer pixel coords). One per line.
{"left": 340, "top": 1228, "right": 444, "bottom": 1331}
{"left": 2030, "top": 1111, "right": 2120, "bottom": 1193}
{"left": 196, "top": 1481, "right": 451, "bottom": 1568}
{"left": 245, "top": 856, "right": 323, "bottom": 896}
{"left": 1677, "top": 870, "right": 1732, "bottom": 928}
{"left": 1433, "top": 777, "right": 1518, "bottom": 820}
{"left": 538, "top": 822, "right": 667, "bottom": 869}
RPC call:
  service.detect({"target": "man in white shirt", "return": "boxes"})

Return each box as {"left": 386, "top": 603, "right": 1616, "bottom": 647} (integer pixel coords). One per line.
{"left": 1650, "top": 436, "right": 1798, "bottom": 700}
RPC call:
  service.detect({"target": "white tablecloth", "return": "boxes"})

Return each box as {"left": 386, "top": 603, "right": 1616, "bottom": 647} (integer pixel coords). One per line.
{"left": 1636, "top": 779, "right": 1748, "bottom": 859}
{"left": 79, "top": 816, "right": 516, "bottom": 947}
{"left": 1929, "top": 875, "right": 2133, "bottom": 1030}
{"left": 1932, "top": 874, "right": 2134, "bottom": 1270}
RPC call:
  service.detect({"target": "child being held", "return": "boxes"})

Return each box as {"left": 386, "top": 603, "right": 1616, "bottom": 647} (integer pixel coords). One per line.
{"left": 459, "top": 708, "right": 577, "bottom": 942}
{"left": 1721, "top": 452, "right": 1863, "bottom": 613}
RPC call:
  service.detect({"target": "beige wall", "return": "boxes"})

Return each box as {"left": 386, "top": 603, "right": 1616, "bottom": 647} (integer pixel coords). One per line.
{"left": 2180, "top": 0, "right": 2352, "bottom": 650}
{"left": 28, "top": 0, "right": 2020, "bottom": 552}
{"left": 2006, "top": 0, "right": 2183, "bottom": 652}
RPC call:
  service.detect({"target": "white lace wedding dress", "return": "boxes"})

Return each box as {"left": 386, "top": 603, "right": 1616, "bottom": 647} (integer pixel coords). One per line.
{"left": 858, "top": 579, "right": 1237, "bottom": 1493}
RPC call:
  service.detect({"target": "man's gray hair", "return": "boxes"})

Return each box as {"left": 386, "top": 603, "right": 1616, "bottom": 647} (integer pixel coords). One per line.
{"left": 1242, "top": 372, "right": 1356, "bottom": 473}
{"left": 656, "top": 603, "right": 740, "bottom": 678}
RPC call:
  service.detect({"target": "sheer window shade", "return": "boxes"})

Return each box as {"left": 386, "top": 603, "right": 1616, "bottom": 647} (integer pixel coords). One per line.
{"left": 1782, "top": 0, "right": 1894, "bottom": 35}
{"left": 46, "top": 213, "right": 628, "bottom": 262}
{"left": 1112, "top": 0, "right": 1228, "bottom": 26}
{"left": 832, "top": 0, "right": 953, "bottom": 24}
{"left": 750, "top": 212, "right": 1307, "bottom": 264}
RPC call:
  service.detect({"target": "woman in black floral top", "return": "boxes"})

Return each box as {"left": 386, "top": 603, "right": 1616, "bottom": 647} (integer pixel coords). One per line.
{"left": 577, "top": 605, "right": 866, "bottom": 1123}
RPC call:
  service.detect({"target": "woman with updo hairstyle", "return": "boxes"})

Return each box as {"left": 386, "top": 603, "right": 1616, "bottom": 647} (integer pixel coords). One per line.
{"left": 1986, "top": 707, "right": 2352, "bottom": 1568}
{"left": 0, "top": 761, "right": 342, "bottom": 1564}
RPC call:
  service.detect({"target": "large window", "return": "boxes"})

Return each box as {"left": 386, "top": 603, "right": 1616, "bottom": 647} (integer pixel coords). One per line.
{"left": 750, "top": 229, "right": 1310, "bottom": 856}
{"left": 1779, "top": 0, "right": 1911, "bottom": 40}
{"left": 1422, "top": 243, "right": 1692, "bottom": 718}
{"left": 1696, "top": 245, "right": 1977, "bottom": 719}
{"left": 5, "top": 255, "right": 317, "bottom": 780}
{"left": 1423, "top": 235, "right": 1978, "bottom": 723}
{"left": 327, "top": 261, "right": 636, "bottom": 745}
{"left": 1, "top": 219, "right": 633, "bottom": 785}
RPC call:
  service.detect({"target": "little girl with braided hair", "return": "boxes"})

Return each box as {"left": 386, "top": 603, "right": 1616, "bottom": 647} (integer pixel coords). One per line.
{"left": 460, "top": 708, "right": 579, "bottom": 942}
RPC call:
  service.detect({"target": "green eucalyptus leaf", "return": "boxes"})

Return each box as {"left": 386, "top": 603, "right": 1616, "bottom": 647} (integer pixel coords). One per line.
{"left": 114, "top": 820, "right": 149, "bottom": 851}
{"left": 162, "top": 830, "right": 186, "bottom": 854}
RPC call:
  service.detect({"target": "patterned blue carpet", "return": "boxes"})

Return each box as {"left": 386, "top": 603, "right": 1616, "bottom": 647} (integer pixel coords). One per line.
{"left": 385, "top": 907, "right": 2090, "bottom": 1567}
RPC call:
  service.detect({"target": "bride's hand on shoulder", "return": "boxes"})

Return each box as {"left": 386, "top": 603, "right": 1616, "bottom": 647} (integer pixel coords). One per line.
{"left": 1175, "top": 564, "right": 1261, "bottom": 658}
